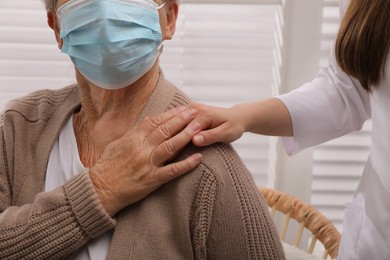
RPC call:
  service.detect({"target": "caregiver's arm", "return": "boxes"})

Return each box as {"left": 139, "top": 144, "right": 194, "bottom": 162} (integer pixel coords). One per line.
{"left": 190, "top": 49, "right": 371, "bottom": 154}
{"left": 189, "top": 98, "right": 293, "bottom": 146}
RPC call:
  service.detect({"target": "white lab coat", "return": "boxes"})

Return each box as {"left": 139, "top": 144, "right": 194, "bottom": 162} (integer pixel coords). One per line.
{"left": 277, "top": 0, "right": 390, "bottom": 259}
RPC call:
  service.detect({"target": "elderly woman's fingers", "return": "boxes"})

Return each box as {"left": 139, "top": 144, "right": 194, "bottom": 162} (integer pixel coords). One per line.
{"left": 146, "top": 108, "right": 198, "bottom": 147}
{"left": 136, "top": 106, "right": 187, "bottom": 136}
{"left": 154, "top": 153, "right": 202, "bottom": 183}
{"left": 150, "top": 121, "right": 201, "bottom": 165}
{"left": 90, "top": 107, "right": 204, "bottom": 217}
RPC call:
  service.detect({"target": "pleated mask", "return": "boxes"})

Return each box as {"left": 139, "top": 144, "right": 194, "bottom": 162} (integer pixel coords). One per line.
{"left": 57, "top": 0, "right": 166, "bottom": 89}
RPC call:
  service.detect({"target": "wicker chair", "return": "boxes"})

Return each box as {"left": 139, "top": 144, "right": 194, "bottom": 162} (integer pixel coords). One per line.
{"left": 259, "top": 187, "right": 340, "bottom": 259}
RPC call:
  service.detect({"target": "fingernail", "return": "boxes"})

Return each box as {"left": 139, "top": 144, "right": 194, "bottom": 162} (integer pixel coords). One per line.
{"left": 190, "top": 122, "right": 200, "bottom": 132}
{"left": 194, "top": 153, "right": 202, "bottom": 162}
{"left": 193, "top": 135, "right": 204, "bottom": 145}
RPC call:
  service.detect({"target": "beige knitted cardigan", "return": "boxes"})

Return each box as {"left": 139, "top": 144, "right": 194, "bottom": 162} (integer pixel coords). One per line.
{"left": 0, "top": 72, "right": 285, "bottom": 259}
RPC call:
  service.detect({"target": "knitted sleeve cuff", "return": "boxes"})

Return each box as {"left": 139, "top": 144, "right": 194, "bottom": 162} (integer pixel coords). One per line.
{"left": 64, "top": 170, "right": 116, "bottom": 239}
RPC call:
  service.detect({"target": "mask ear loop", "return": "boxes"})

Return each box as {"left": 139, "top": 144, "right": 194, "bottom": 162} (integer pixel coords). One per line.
{"left": 157, "top": 0, "right": 169, "bottom": 54}
{"left": 157, "top": 0, "right": 168, "bottom": 10}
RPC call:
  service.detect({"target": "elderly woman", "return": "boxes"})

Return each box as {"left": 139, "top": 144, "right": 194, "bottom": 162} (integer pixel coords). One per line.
{"left": 0, "top": 0, "right": 285, "bottom": 259}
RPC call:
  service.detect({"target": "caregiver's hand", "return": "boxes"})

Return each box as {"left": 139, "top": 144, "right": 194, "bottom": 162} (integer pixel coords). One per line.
{"left": 188, "top": 103, "right": 246, "bottom": 146}
{"left": 189, "top": 99, "right": 293, "bottom": 147}
{"left": 90, "top": 107, "right": 202, "bottom": 216}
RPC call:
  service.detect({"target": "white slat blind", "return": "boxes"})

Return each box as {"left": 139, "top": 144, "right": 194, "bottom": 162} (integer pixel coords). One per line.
{"left": 310, "top": 0, "right": 371, "bottom": 232}
{"left": 162, "top": 3, "right": 283, "bottom": 186}
{"left": 0, "top": 0, "right": 283, "bottom": 187}
{"left": 0, "top": 0, "right": 75, "bottom": 108}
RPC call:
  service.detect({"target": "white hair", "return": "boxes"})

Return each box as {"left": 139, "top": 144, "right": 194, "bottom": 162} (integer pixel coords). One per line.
{"left": 42, "top": 0, "right": 178, "bottom": 11}
{"left": 42, "top": 0, "right": 57, "bottom": 10}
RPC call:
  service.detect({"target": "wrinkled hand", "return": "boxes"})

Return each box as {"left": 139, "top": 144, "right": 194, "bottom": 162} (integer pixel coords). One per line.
{"left": 90, "top": 107, "right": 202, "bottom": 216}
{"left": 188, "top": 103, "right": 246, "bottom": 146}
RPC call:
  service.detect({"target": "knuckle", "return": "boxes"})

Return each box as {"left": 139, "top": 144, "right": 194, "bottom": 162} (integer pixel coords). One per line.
{"left": 147, "top": 115, "right": 162, "bottom": 127}
{"left": 140, "top": 116, "right": 151, "bottom": 127}
{"left": 178, "top": 112, "right": 186, "bottom": 122}
{"left": 141, "top": 116, "right": 149, "bottom": 123}
{"left": 159, "top": 123, "right": 171, "bottom": 138}
{"left": 164, "top": 140, "right": 176, "bottom": 155}
{"left": 183, "top": 127, "right": 194, "bottom": 138}
{"left": 168, "top": 164, "right": 179, "bottom": 179}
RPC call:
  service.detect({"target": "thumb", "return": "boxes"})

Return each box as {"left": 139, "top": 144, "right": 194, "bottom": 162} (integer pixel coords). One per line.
{"left": 192, "top": 128, "right": 222, "bottom": 146}
{"left": 193, "top": 122, "right": 244, "bottom": 146}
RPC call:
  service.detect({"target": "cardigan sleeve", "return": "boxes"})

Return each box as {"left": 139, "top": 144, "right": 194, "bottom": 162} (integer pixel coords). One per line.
{"left": 277, "top": 47, "right": 371, "bottom": 155}
{"left": 0, "top": 115, "right": 116, "bottom": 259}
{"left": 190, "top": 144, "right": 285, "bottom": 260}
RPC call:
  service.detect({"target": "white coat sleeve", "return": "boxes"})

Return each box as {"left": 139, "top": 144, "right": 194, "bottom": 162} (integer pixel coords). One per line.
{"left": 276, "top": 48, "right": 371, "bottom": 155}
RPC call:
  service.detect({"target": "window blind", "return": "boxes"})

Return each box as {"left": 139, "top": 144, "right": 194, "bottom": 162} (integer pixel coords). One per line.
{"left": 0, "top": 0, "right": 283, "bottom": 187}
{"left": 162, "top": 3, "right": 283, "bottom": 186}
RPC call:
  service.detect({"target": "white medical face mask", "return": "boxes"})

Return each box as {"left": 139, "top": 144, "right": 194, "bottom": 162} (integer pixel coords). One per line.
{"left": 57, "top": 0, "right": 167, "bottom": 89}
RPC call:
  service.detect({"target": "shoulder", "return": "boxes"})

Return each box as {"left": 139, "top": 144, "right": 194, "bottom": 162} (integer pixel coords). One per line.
{"left": 2, "top": 85, "right": 79, "bottom": 123}
{"left": 148, "top": 72, "right": 253, "bottom": 190}
{"left": 157, "top": 75, "right": 252, "bottom": 184}
{"left": 193, "top": 143, "right": 252, "bottom": 190}
{"left": 199, "top": 143, "right": 247, "bottom": 175}
{"left": 175, "top": 142, "right": 252, "bottom": 200}
{"left": 183, "top": 144, "right": 285, "bottom": 258}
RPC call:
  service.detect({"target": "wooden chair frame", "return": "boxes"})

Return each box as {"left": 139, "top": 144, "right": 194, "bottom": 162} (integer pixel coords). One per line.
{"left": 259, "top": 187, "right": 340, "bottom": 259}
